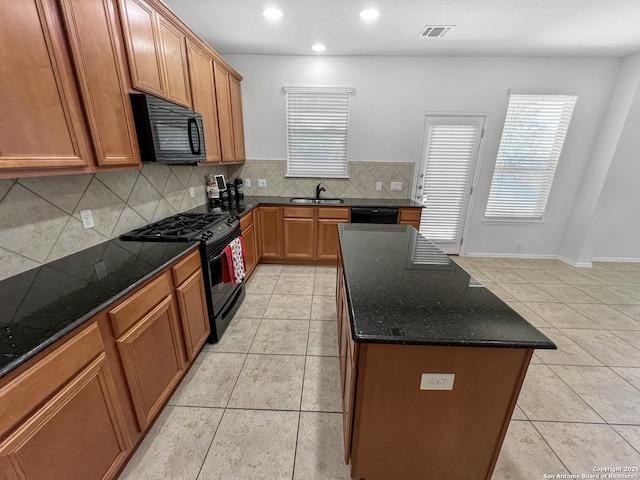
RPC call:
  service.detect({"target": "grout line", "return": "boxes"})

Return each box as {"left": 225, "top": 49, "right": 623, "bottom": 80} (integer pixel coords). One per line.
{"left": 0, "top": 179, "right": 16, "bottom": 204}
{"left": 194, "top": 407, "right": 226, "bottom": 480}
{"left": 529, "top": 420, "right": 578, "bottom": 475}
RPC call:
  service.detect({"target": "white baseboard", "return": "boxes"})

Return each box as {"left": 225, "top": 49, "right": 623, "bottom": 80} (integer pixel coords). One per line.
{"left": 592, "top": 256, "right": 640, "bottom": 263}
{"left": 556, "top": 256, "right": 592, "bottom": 268}
{"left": 463, "top": 252, "right": 556, "bottom": 259}
{"left": 461, "top": 252, "right": 593, "bottom": 268}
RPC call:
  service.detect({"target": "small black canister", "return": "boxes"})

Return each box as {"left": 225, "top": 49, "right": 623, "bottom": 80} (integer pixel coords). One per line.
{"left": 228, "top": 178, "right": 236, "bottom": 203}
{"left": 220, "top": 182, "right": 230, "bottom": 208}
{"left": 235, "top": 178, "right": 244, "bottom": 200}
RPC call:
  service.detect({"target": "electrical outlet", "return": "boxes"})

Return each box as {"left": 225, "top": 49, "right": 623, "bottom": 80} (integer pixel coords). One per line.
{"left": 390, "top": 181, "right": 403, "bottom": 191}
{"left": 258, "top": 179, "right": 267, "bottom": 188}
{"left": 93, "top": 260, "right": 107, "bottom": 280}
{"left": 80, "top": 209, "right": 95, "bottom": 229}
{"left": 189, "top": 187, "right": 195, "bottom": 198}
{"left": 245, "top": 178, "right": 251, "bottom": 188}
{"left": 420, "top": 373, "right": 455, "bottom": 391}
{"left": 375, "top": 182, "right": 382, "bottom": 191}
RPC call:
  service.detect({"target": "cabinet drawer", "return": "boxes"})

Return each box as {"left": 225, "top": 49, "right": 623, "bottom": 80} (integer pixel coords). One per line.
{"left": 319, "top": 207, "right": 350, "bottom": 220}
{"left": 0, "top": 323, "right": 103, "bottom": 436}
{"left": 399, "top": 208, "right": 422, "bottom": 221}
{"left": 171, "top": 250, "right": 201, "bottom": 286}
{"left": 240, "top": 212, "right": 253, "bottom": 231}
{"left": 108, "top": 273, "right": 173, "bottom": 337}
{"left": 283, "top": 207, "right": 314, "bottom": 218}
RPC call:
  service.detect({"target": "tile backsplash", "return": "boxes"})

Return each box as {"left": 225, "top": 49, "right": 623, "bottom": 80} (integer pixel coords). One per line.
{"left": 228, "top": 160, "right": 415, "bottom": 200}
{"left": 0, "top": 160, "right": 415, "bottom": 280}
{"left": 0, "top": 164, "right": 226, "bottom": 280}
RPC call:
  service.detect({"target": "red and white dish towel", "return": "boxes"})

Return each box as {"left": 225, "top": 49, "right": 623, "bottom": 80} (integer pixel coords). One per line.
{"left": 222, "top": 236, "right": 246, "bottom": 286}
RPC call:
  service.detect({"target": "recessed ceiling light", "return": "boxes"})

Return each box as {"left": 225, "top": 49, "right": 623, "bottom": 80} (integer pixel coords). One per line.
{"left": 359, "top": 9, "right": 379, "bottom": 20}
{"left": 311, "top": 44, "right": 326, "bottom": 52}
{"left": 263, "top": 8, "right": 283, "bottom": 19}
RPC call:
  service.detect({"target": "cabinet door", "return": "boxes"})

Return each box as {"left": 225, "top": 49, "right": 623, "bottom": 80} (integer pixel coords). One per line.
{"left": 187, "top": 41, "right": 221, "bottom": 162}
{"left": 317, "top": 219, "right": 343, "bottom": 261}
{"left": 213, "top": 62, "right": 236, "bottom": 162}
{"left": 284, "top": 218, "right": 316, "bottom": 260}
{"left": 116, "top": 295, "right": 185, "bottom": 430}
{"left": 258, "top": 207, "right": 283, "bottom": 259}
{"left": 229, "top": 75, "right": 246, "bottom": 162}
{"left": 0, "top": 0, "right": 92, "bottom": 171}
{"left": 176, "top": 270, "right": 210, "bottom": 361}
{"left": 0, "top": 354, "right": 130, "bottom": 480}
{"left": 343, "top": 345, "right": 357, "bottom": 463}
{"left": 242, "top": 223, "right": 258, "bottom": 276}
{"left": 118, "top": 0, "right": 165, "bottom": 97}
{"left": 157, "top": 16, "right": 191, "bottom": 108}
{"left": 60, "top": 0, "right": 140, "bottom": 167}
{"left": 399, "top": 208, "right": 422, "bottom": 230}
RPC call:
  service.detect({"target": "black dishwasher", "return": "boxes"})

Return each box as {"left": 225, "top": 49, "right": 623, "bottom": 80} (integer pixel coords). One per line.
{"left": 351, "top": 207, "right": 399, "bottom": 224}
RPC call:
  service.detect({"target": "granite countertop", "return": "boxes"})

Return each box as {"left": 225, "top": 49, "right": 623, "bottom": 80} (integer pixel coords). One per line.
{"left": 0, "top": 240, "right": 199, "bottom": 378}
{"left": 339, "top": 224, "right": 556, "bottom": 349}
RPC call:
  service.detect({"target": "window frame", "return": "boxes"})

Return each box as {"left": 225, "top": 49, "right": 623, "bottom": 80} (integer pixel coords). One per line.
{"left": 284, "top": 86, "right": 353, "bottom": 179}
{"left": 484, "top": 93, "right": 578, "bottom": 222}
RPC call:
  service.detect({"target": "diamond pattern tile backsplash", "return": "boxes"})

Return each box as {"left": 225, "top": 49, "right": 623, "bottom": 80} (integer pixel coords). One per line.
{"left": 0, "top": 164, "right": 226, "bottom": 281}
{"left": 228, "top": 160, "right": 414, "bottom": 199}
{"left": 0, "top": 160, "right": 414, "bottom": 280}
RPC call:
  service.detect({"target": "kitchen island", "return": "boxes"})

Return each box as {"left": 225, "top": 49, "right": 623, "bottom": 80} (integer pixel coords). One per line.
{"left": 336, "top": 224, "right": 556, "bottom": 480}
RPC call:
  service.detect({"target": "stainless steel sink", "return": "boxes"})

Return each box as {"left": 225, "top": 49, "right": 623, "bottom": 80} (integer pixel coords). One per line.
{"left": 289, "top": 197, "right": 344, "bottom": 205}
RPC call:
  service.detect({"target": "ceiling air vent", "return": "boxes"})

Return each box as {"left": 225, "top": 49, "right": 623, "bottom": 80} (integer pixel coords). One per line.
{"left": 419, "top": 25, "right": 455, "bottom": 38}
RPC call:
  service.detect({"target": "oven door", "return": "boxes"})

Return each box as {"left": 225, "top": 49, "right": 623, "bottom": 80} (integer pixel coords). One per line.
{"left": 206, "top": 248, "right": 238, "bottom": 319}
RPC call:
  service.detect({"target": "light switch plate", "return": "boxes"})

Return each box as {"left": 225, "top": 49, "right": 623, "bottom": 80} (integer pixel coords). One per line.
{"left": 258, "top": 179, "right": 267, "bottom": 188}
{"left": 80, "top": 209, "right": 95, "bottom": 229}
{"left": 245, "top": 178, "right": 251, "bottom": 188}
{"left": 390, "top": 182, "right": 403, "bottom": 191}
{"left": 189, "top": 187, "right": 195, "bottom": 198}
{"left": 420, "top": 373, "right": 455, "bottom": 390}
{"left": 375, "top": 182, "right": 382, "bottom": 191}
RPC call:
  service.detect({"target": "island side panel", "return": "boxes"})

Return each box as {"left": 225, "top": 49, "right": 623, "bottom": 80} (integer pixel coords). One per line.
{"left": 350, "top": 343, "right": 533, "bottom": 480}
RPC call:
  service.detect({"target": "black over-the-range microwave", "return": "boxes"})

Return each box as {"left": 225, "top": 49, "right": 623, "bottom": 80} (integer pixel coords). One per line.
{"left": 130, "top": 93, "right": 207, "bottom": 164}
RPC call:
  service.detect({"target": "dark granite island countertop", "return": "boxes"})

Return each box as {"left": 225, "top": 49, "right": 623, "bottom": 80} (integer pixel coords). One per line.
{"left": 338, "top": 223, "right": 556, "bottom": 349}
{"left": 0, "top": 239, "right": 199, "bottom": 378}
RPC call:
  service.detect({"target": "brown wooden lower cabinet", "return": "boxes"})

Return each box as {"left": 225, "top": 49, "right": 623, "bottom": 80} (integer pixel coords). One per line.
{"left": 240, "top": 209, "right": 259, "bottom": 278}
{"left": 0, "top": 352, "right": 130, "bottom": 480}
{"left": 172, "top": 250, "right": 211, "bottom": 361}
{"left": 113, "top": 294, "right": 185, "bottom": 431}
{"left": 283, "top": 216, "right": 315, "bottom": 260}
{"left": 398, "top": 207, "right": 422, "bottom": 230}
{"left": 259, "top": 206, "right": 349, "bottom": 264}
{"left": 0, "top": 248, "right": 214, "bottom": 479}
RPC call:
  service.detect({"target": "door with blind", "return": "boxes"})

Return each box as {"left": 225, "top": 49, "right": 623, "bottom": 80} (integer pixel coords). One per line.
{"left": 415, "top": 116, "right": 484, "bottom": 255}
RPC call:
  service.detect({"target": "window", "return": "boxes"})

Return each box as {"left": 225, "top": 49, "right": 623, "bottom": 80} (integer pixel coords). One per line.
{"left": 284, "top": 86, "right": 353, "bottom": 178}
{"left": 485, "top": 94, "right": 577, "bottom": 220}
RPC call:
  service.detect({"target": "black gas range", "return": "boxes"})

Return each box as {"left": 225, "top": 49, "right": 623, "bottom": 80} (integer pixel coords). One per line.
{"left": 120, "top": 212, "right": 245, "bottom": 343}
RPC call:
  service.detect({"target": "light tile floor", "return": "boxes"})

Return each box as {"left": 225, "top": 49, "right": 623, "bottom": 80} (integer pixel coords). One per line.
{"left": 119, "top": 259, "right": 640, "bottom": 480}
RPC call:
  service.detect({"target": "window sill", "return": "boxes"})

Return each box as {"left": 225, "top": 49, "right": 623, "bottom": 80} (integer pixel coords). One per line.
{"left": 482, "top": 218, "right": 545, "bottom": 225}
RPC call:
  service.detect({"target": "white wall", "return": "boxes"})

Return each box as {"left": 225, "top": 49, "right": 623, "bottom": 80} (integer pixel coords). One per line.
{"left": 226, "top": 54, "right": 620, "bottom": 258}
{"left": 559, "top": 52, "right": 640, "bottom": 264}
{"left": 591, "top": 79, "right": 640, "bottom": 260}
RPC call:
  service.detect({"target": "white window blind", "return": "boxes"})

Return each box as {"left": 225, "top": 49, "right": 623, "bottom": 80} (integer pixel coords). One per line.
{"left": 419, "top": 118, "right": 483, "bottom": 242}
{"left": 284, "top": 86, "right": 353, "bottom": 178}
{"left": 485, "top": 94, "right": 577, "bottom": 220}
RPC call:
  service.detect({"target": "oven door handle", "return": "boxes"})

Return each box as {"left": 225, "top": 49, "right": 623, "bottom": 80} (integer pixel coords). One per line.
{"left": 209, "top": 250, "right": 227, "bottom": 264}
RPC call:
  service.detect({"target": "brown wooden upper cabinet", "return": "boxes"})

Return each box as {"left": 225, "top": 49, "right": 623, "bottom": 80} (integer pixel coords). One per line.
{"left": 214, "top": 62, "right": 246, "bottom": 163}
{"left": 0, "top": 0, "right": 140, "bottom": 176}
{"left": 187, "top": 41, "right": 222, "bottom": 163}
{"left": 119, "top": 0, "right": 192, "bottom": 108}
{"left": 0, "top": 0, "right": 94, "bottom": 173}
